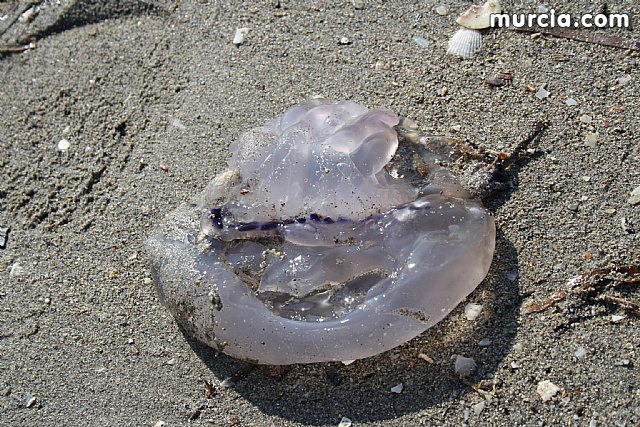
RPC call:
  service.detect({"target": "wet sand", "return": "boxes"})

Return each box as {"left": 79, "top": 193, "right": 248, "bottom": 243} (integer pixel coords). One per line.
{"left": 0, "top": 0, "right": 638, "bottom": 425}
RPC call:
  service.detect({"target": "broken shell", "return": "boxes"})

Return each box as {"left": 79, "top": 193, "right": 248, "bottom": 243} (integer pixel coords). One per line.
{"left": 447, "top": 28, "right": 483, "bottom": 58}
{"left": 456, "top": 0, "right": 502, "bottom": 30}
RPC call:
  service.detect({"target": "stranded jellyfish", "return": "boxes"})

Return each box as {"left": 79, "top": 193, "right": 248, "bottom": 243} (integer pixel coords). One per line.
{"left": 145, "top": 99, "right": 495, "bottom": 365}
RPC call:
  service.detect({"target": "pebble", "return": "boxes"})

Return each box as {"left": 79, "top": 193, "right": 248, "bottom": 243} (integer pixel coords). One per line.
{"left": 584, "top": 132, "right": 599, "bottom": 148}
{"left": 233, "top": 28, "right": 249, "bottom": 45}
{"left": 143, "top": 277, "right": 153, "bottom": 285}
{"left": 478, "top": 338, "right": 492, "bottom": 347}
{"left": 565, "top": 97, "right": 578, "bottom": 106}
{"left": 604, "top": 208, "right": 616, "bottom": 215}
{"left": 537, "top": 4, "right": 550, "bottom": 13}
{"left": 629, "top": 185, "right": 640, "bottom": 205}
{"left": 453, "top": 355, "right": 476, "bottom": 377}
{"left": 57, "top": 138, "right": 71, "bottom": 151}
{"left": 338, "top": 37, "right": 351, "bottom": 45}
{"left": 418, "top": 353, "right": 434, "bottom": 363}
{"left": 617, "top": 75, "right": 631, "bottom": 86}
{"left": 536, "top": 380, "right": 560, "bottom": 402}
{"left": 464, "top": 303, "right": 483, "bottom": 321}
{"left": 390, "top": 383, "right": 404, "bottom": 394}
{"left": 579, "top": 114, "right": 592, "bottom": 124}
{"left": 153, "top": 421, "right": 166, "bottom": 427}
{"left": 9, "top": 263, "right": 24, "bottom": 278}
{"left": 338, "top": 417, "right": 352, "bottom": 427}
{"left": 435, "top": 5, "right": 449, "bottom": 16}
{"left": 574, "top": 346, "right": 586, "bottom": 359}
{"left": 506, "top": 270, "right": 518, "bottom": 281}
{"left": 352, "top": 0, "right": 364, "bottom": 9}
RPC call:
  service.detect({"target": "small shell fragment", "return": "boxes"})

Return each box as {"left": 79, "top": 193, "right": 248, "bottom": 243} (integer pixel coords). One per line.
{"left": 629, "top": 185, "right": 640, "bottom": 205}
{"left": 447, "top": 28, "right": 483, "bottom": 58}
{"left": 536, "top": 380, "right": 560, "bottom": 402}
{"left": 535, "top": 86, "right": 550, "bottom": 99}
{"left": 338, "top": 417, "right": 352, "bottom": 427}
{"left": 412, "top": 35, "right": 432, "bottom": 48}
{"left": 456, "top": 0, "right": 502, "bottom": 30}
{"left": 390, "top": 383, "right": 404, "bottom": 394}
{"left": 464, "top": 303, "right": 483, "bottom": 320}
{"left": 233, "top": 28, "right": 249, "bottom": 45}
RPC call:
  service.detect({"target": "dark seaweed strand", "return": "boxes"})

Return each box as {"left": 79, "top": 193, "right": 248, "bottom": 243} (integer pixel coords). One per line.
{"left": 206, "top": 199, "right": 433, "bottom": 236}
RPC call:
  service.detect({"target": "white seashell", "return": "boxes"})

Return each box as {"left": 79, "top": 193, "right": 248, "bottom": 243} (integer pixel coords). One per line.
{"left": 447, "top": 28, "right": 483, "bottom": 58}
{"left": 456, "top": 0, "right": 502, "bottom": 30}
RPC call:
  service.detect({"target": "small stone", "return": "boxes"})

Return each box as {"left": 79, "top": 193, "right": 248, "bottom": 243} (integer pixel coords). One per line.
{"left": 465, "top": 303, "right": 483, "bottom": 321}
{"left": 233, "top": 28, "right": 249, "bottom": 45}
{"left": 536, "top": 380, "right": 560, "bottom": 402}
{"left": 506, "top": 270, "right": 518, "bottom": 281}
{"left": 352, "top": 0, "right": 364, "bottom": 9}
{"left": 418, "top": 353, "right": 434, "bottom": 363}
{"left": 582, "top": 176, "right": 591, "bottom": 182}
{"left": 574, "top": 346, "right": 586, "bottom": 359}
{"left": 512, "top": 343, "right": 523, "bottom": 352}
{"left": 535, "top": 86, "right": 550, "bottom": 100}
{"left": 390, "top": 383, "right": 404, "bottom": 393}
{"left": 537, "top": 4, "right": 550, "bottom": 13}
{"left": 585, "top": 132, "right": 599, "bottom": 148}
{"left": 451, "top": 124, "right": 461, "bottom": 132}
{"left": 565, "top": 97, "right": 578, "bottom": 106}
{"left": 567, "top": 204, "right": 579, "bottom": 212}
{"left": 435, "top": 5, "right": 449, "bottom": 16}
{"left": 341, "top": 360, "right": 355, "bottom": 365}
{"left": 579, "top": 114, "right": 592, "bottom": 124}
{"left": 453, "top": 355, "right": 476, "bottom": 377}
{"left": 153, "top": 421, "right": 166, "bottom": 427}
{"left": 604, "top": 208, "right": 616, "bottom": 215}
{"left": 478, "top": 338, "right": 492, "bottom": 347}
{"left": 629, "top": 185, "right": 640, "bottom": 205}
{"left": 617, "top": 75, "right": 631, "bottom": 86}
{"left": 339, "top": 36, "right": 351, "bottom": 45}
{"left": 57, "top": 138, "right": 71, "bottom": 151}
{"left": 9, "top": 263, "right": 24, "bottom": 278}
{"left": 338, "top": 417, "right": 352, "bottom": 427}
{"left": 143, "top": 277, "right": 153, "bottom": 285}
{"left": 437, "top": 86, "right": 448, "bottom": 97}
{"left": 44, "top": 297, "right": 50, "bottom": 304}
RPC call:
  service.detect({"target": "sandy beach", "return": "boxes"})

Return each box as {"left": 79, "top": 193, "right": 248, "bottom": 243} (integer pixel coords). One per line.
{"left": 1, "top": 0, "right": 638, "bottom": 425}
